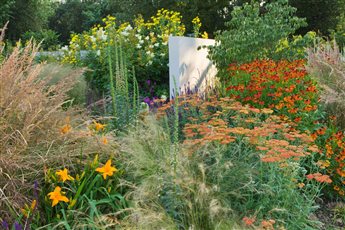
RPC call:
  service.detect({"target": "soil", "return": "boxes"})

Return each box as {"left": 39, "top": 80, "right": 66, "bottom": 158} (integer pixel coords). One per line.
{"left": 315, "top": 199, "right": 345, "bottom": 230}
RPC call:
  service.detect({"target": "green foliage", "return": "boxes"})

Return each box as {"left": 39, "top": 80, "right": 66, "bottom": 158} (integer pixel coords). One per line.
{"left": 290, "top": 0, "right": 345, "bottom": 36}
{"left": 106, "top": 37, "right": 140, "bottom": 131}
{"left": 120, "top": 108, "right": 324, "bottom": 229}
{"left": 48, "top": 0, "right": 108, "bottom": 44}
{"left": 208, "top": 0, "right": 307, "bottom": 74}
{"left": 21, "top": 29, "right": 60, "bottom": 51}
{"left": 61, "top": 10, "right": 196, "bottom": 98}
{"left": 37, "top": 156, "right": 127, "bottom": 228}
{"left": 6, "top": 0, "right": 55, "bottom": 41}
{"left": 0, "top": 0, "right": 15, "bottom": 26}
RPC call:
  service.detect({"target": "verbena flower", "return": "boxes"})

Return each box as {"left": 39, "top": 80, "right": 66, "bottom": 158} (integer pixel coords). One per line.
{"left": 96, "top": 159, "right": 117, "bottom": 179}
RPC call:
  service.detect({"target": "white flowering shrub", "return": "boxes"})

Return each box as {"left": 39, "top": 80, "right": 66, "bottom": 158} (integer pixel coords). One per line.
{"left": 61, "top": 9, "right": 206, "bottom": 97}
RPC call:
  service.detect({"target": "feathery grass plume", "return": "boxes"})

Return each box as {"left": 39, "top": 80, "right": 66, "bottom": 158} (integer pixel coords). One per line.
{"left": 0, "top": 22, "right": 9, "bottom": 54}
{"left": 0, "top": 39, "right": 117, "bottom": 223}
{"left": 307, "top": 40, "right": 345, "bottom": 128}
{"left": 118, "top": 116, "right": 241, "bottom": 229}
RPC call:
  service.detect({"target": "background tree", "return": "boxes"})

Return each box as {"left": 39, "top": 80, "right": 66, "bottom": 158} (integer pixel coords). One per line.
{"left": 289, "top": 0, "right": 345, "bottom": 35}
{"left": 49, "top": 0, "right": 109, "bottom": 44}
{"left": 105, "top": 0, "right": 252, "bottom": 38}
{"left": 0, "top": 0, "right": 15, "bottom": 26}
{"left": 6, "top": 0, "right": 54, "bottom": 40}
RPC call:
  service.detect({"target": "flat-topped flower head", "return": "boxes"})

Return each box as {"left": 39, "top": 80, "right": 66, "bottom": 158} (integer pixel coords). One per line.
{"left": 96, "top": 159, "right": 118, "bottom": 179}
{"left": 56, "top": 168, "right": 74, "bottom": 182}
{"left": 48, "top": 186, "right": 69, "bottom": 207}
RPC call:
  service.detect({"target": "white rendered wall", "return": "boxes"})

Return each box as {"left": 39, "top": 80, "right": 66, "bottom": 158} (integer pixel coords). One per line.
{"left": 168, "top": 36, "right": 217, "bottom": 98}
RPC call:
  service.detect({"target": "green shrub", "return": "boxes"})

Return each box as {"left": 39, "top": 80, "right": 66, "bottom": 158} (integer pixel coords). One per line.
{"left": 208, "top": 0, "right": 307, "bottom": 78}
{"left": 61, "top": 10, "right": 207, "bottom": 98}
{"left": 21, "top": 29, "right": 60, "bottom": 51}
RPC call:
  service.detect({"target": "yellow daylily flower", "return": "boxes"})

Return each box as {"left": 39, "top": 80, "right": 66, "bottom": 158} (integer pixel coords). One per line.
{"left": 93, "top": 121, "right": 106, "bottom": 131}
{"left": 48, "top": 186, "right": 69, "bottom": 207}
{"left": 56, "top": 168, "right": 74, "bottom": 182}
{"left": 101, "top": 136, "right": 108, "bottom": 145}
{"left": 96, "top": 160, "right": 118, "bottom": 179}
{"left": 60, "top": 124, "right": 71, "bottom": 134}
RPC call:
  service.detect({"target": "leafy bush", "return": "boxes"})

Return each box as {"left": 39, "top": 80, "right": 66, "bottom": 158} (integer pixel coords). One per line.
{"left": 208, "top": 0, "right": 308, "bottom": 77}
{"left": 61, "top": 9, "right": 207, "bottom": 98}
{"left": 21, "top": 29, "right": 60, "bottom": 51}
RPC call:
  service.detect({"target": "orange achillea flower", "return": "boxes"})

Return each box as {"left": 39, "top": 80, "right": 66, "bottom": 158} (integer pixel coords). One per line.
{"left": 308, "top": 145, "right": 319, "bottom": 153}
{"left": 261, "top": 108, "right": 273, "bottom": 114}
{"left": 48, "top": 186, "right": 69, "bottom": 207}
{"left": 297, "top": 183, "right": 305, "bottom": 188}
{"left": 242, "top": 216, "right": 256, "bottom": 226}
{"left": 96, "top": 159, "right": 118, "bottom": 179}
{"left": 306, "top": 173, "right": 332, "bottom": 183}
{"left": 261, "top": 219, "right": 275, "bottom": 229}
{"left": 316, "top": 160, "right": 330, "bottom": 169}
{"left": 56, "top": 168, "right": 74, "bottom": 182}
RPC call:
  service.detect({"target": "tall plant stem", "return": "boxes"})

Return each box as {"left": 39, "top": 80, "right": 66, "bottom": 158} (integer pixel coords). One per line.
{"left": 107, "top": 42, "right": 117, "bottom": 127}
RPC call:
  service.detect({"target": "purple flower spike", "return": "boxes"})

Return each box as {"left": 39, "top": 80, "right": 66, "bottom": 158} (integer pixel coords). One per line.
{"left": 14, "top": 222, "right": 22, "bottom": 230}
{"left": 143, "top": 97, "right": 151, "bottom": 104}
{"left": 2, "top": 221, "right": 9, "bottom": 229}
{"left": 146, "top": 79, "right": 151, "bottom": 86}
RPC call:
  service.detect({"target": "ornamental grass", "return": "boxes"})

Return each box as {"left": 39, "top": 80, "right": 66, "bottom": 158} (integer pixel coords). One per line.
{"left": 0, "top": 37, "right": 116, "bottom": 224}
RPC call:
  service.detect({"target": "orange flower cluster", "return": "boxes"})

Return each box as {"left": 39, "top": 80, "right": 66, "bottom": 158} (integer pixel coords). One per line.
{"left": 312, "top": 127, "right": 345, "bottom": 195}
{"left": 226, "top": 59, "right": 319, "bottom": 123}
{"left": 306, "top": 173, "right": 332, "bottom": 183}
{"left": 163, "top": 95, "right": 316, "bottom": 168}
{"left": 156, "top": 88, "right": 344, "bottom": 195}
{"left": 242, "top": 216, "right": 256, "bottom": 226}
{"left": 225, "top": 59, "right": 345, "bottom": 195}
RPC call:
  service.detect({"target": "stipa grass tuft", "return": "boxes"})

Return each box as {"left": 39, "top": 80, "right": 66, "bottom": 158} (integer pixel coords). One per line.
{"left": 307, "top": 40, "right": 345, "bottom": 129}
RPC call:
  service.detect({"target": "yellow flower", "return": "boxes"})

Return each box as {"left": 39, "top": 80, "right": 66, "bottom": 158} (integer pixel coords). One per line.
{"left": 96, "top": 159, "right": 118, "bottom": 179}
{"left": 30, "top": 199, "right": 37, "bottom": 210}
{"left": 93, "top": 121, "right": 106, "bottom": 131}
{"left": 48, "top": 186, "right": 69, "bottom": 207}
{"left": 56, "top": 168, "right": 74, "bottom": 182}
{"left": 201, "top": 31, "right": 208, "bottom": 39}
{"left": 101, "top": 136, "right": 108, "bottom": 145}
{"left": 261, "top": 108, "right": 274, "bottom": 114}
{"left": 60, "top": 124, "right": 71, "bottom": 134}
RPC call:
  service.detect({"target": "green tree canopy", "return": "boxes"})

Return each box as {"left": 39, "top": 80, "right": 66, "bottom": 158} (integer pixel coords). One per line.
{"left": 289, "top": 0, "right": 345, "bottom": 35}
{"left": 5, "top": 0, "right": 54, "bottom": 40}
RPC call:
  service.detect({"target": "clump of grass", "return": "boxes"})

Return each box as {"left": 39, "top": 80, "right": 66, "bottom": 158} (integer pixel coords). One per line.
{"left": 307, "top": 40, "right": 345, "bottom": 129}
{"left": 0, "top": 38, "right": 117, "bottom": 223}
{"left": 38, "top": 63, "right": 88, "bottom": 106}
{"left": 118, "top": 116, "right": 246, "bottom": 229}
